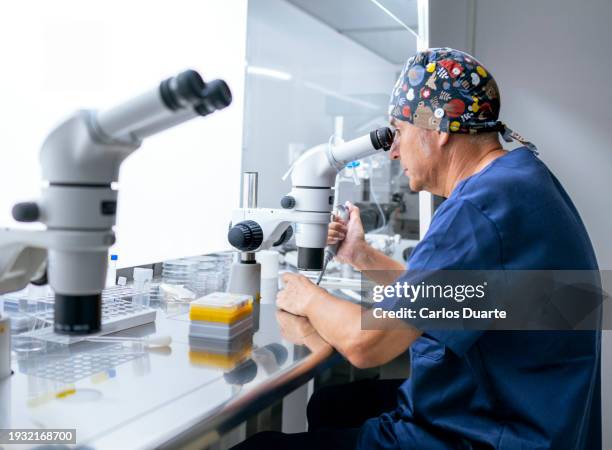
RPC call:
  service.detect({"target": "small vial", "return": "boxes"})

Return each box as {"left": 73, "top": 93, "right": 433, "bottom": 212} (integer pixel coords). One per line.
{"left": 106, "top": 254, "right": 118, "bottom": 288}
{"left": 133, "top": 267, "right": 154, "bottom": 307}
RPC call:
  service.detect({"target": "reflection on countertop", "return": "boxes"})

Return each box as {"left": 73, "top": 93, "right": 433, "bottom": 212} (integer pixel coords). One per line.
{"left": 0, "top": 295, "right": 335, "bottom": 449}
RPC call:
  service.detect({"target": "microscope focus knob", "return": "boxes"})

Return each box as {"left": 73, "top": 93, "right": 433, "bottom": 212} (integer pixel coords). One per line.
{"left": 228, "top": 220, "right": 263, "bottom": 251}
{"left": 280, "top": 196, "right": 296, "bottom": 209}
{"left": 12, "top": 202, "right": 40, "bottom": 222}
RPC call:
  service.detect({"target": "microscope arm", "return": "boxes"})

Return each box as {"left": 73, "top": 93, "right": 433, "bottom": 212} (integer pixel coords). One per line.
{"left": 229, "top": 208, "right": 328, "bottom": 252}
{"left": 289, "top": 129, "right": 392, "bottom": 188}
{"left": 40, "top": 70, "right": 231, "bottom": 185}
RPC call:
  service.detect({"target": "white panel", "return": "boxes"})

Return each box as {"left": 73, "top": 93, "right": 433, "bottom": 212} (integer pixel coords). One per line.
{"left": 375, "top": 0, "right": 420, "bottom": 30}
{"left": 287, "top": 0, "right": 400, "bottom": 29}
{"left": 244, "top": 0, "right": 403, "bottom": 208}
{"left": 0, "top": 0, "right": 247, "bottom": 268}
{"left": 344, "top": 29, "right": 417, "bottom": 64}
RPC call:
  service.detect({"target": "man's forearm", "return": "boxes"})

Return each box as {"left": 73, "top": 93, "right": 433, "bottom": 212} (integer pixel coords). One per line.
{"left": 352, "top": 242, "right": 405, "bottom": 284}
{"left": 305, "top": 291, "right": 362, "bottom": 357}
{"left": 305, "top": 291, "right": 420, "bottom": 368}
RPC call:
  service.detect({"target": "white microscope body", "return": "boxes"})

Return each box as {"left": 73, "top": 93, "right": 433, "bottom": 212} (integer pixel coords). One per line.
{"left": 0, "top": 70, "right": 232, "bottom": 338}
{"left": 228, "top": 127, "right": 393, "bottom": 271}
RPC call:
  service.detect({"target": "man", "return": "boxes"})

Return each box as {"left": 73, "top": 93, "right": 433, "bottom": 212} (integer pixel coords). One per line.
{"left": 234, "top": 48, "right": 601, "bottom": 449}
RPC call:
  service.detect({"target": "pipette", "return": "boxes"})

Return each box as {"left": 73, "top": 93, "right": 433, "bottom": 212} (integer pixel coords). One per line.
{"left": 84, "top": 334, "right": 172, "bottom": 347}
{"left": 316, "top": 204, "right": 350, "bottom": 285}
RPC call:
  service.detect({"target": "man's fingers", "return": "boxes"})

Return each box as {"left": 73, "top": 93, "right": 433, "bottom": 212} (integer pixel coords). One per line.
{"left": 328, "top": 222, "right": 347, "bottom": 245}
{"left": 332, "top": 213, "right": 348, "bottom": 225}
{"left": 329, "top": 221, "right": 347, "bottom": 233}
{"left": 346, "top": 201, "right": 359, "bottom": 216}
{"left": 281, "top": 272, "right": 297, "bottom": 284}
{"left": 276, "top": 291, "right": 287, "bottom": 308}
{"left": 346, "top": 202, "right": 363, "bottom": 228}
{"left": 328, "top": 230, "right": 346, "bottom": 241}
{"left": 327, "top": 232, "right": 346, "bottom": 245}
{"left": 276, "top": 309, "right": 285, "bottom": 322}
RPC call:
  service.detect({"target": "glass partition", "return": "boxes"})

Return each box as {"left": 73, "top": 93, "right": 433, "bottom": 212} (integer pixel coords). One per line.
{"left": 243, "top": 0, "right": 421, "bottom": 244}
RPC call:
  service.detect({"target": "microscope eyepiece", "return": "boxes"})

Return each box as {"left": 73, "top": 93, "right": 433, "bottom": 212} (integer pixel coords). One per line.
{"left": 175, "top": 69, "right": 207, "bottom": 103}
{"left": 160, "top": 69, "right": 205, "bottom": 110}
{"left": 370, "top": 127, "right": 394, "bottom": 151}
{"left": 205, "top": 79, "right": 232, "bottom": 109}
{"left": 195, "top": 79, "right": 233, "bottom": 116}
{"left": 159, "top": 70, "right": 232, "bottom": 115}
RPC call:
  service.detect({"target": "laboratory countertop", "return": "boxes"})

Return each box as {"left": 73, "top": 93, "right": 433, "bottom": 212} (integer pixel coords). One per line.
{"left": 0, "top": 302, "right": 337, "bottom": 449}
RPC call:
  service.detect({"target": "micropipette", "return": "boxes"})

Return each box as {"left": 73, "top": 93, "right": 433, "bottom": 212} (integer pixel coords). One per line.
{"left": 316, "top": 204, "right": 350, "bottom": 285}
{"left": 84, "top": 335, "right": 172, "bottom": 347}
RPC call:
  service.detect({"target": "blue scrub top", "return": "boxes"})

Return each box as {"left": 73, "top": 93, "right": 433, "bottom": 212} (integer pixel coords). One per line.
{"left": 358, "top": 148, "right": 601, "bottom": 449}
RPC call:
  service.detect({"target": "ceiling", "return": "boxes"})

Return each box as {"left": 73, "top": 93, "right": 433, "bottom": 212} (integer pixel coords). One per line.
{"left": 286, "top": 0, "right": 419, "bottom": 64}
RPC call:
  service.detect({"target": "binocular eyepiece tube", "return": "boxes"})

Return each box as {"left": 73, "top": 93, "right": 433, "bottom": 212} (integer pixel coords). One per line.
{"left": 96, "top": 69, "right": 232, "bottom": 142}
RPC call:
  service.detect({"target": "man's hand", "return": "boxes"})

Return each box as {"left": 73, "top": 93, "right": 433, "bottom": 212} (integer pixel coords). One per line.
{"left": 328, "top": 201, "right": 405, "bottom": 276}
{"left": 276, "top": 310, "right": 332, "bottom": 354}
{"left": 276, "top": 272, "right": 326, "bottom": 317}
{"left": 276, "top": 309, "right": 315, "bottom": 343}
{"left": 327, "top": 202, "right": 369, "bottom": 267}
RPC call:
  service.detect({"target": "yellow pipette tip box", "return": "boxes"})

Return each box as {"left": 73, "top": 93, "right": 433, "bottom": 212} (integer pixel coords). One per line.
{"left": 189, "top": 292, "right": 253, "bottom": 324}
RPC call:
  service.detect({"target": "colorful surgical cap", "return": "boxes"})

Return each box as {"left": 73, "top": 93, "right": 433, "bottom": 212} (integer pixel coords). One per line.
{"left": 389, "top": 47, "right": 537, "bottom": 153}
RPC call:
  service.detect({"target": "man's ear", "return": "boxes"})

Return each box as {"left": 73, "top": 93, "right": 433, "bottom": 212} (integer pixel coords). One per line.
{"left": 438, "top": 131, "right": 451, "bottom": 147}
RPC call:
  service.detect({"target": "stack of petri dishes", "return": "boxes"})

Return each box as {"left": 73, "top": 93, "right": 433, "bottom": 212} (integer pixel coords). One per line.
{"left": 186, "top": 252, "right": 236, "bottom": 296}
{"left": 190, "top": 256, "right": 219, "bottom": 296}
{"left": 162, "top": 259, "right": 198, "bottom": 286}
{"left": 147, "top": 283, "right": 165, "bottom": 308}
{"left": 208, "top": 252, "right": 236, "bottom": 292}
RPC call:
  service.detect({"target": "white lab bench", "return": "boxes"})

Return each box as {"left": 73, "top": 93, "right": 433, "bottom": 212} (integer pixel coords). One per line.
{"left": 0, "top": 301, "right": 338, "bottom": 449}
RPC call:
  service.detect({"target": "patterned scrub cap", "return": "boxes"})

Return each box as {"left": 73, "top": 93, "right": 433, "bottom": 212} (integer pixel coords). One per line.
{"left": 389, "top": 47, "right": 537, "bottom": 153}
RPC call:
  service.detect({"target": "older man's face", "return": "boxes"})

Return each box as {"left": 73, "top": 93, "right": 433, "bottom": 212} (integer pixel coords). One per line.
{"left": 389, "top": 118, "right": 438, "bottom": 192}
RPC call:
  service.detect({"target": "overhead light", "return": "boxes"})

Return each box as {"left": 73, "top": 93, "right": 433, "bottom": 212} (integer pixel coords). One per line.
{"left": 246, "top": 65, "right": 292, "bottom": 81}
{"left": 367, "top": 0, "right": 419, "bottom": 38}
{"left": 303, "top": 81, "right": 379, "bottom": 111}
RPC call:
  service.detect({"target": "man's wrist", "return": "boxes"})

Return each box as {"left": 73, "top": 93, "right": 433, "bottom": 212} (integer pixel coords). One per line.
{"left": 351, "top": 241, "right": 374, "bottom": 271}
{"left": 305, "top": 288, "right": 328, "bottom": 317}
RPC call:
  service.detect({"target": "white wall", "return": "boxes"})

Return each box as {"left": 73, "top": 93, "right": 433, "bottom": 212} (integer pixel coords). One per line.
{"left": 471, "top": 3, "right": 612, "bottom": 446}
{"left": 243, "top": 0, "right": 401, "bottom": 208}
{"left": 472, "top": 0, "right": 612, "bottom": 270}
{"left": 429, "top": 0, "right": 612, "bottom": 446}
{"left": 0, "top": 0, "right": 247, "bottom": 268}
